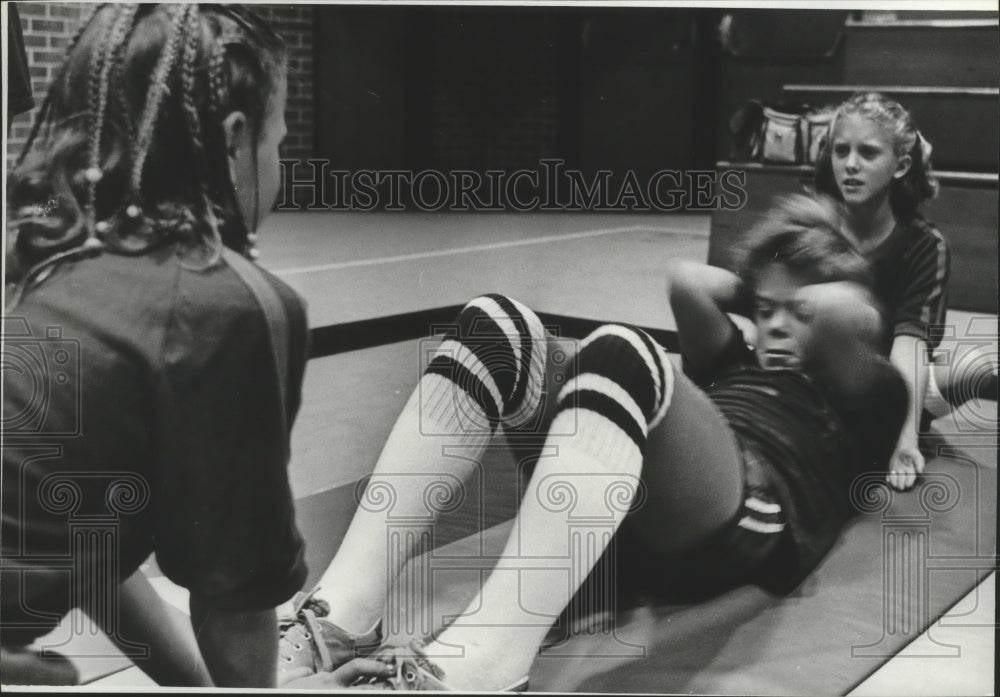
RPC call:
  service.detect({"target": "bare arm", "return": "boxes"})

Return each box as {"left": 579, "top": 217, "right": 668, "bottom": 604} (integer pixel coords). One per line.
{"left": 82, "top": 570, "right": 213, "bottom": 686}
{"left": 886, "top": 334, "right": 930, "bottom": 490}
{"left": 189, "top": 594, "right": 278, "bottom": 688}
{"left": 667, "top": 261, "right": 750, "bottom": 374}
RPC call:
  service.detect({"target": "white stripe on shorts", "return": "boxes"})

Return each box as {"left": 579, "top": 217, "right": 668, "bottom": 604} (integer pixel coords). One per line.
{"left": 745, "top": 496, "right": 782, "bottom": 515}
{"left": 737, "top": 516, "right": 786, "bottom": 534}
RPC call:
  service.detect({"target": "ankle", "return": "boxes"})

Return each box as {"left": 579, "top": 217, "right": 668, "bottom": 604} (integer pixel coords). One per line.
{"left": 312, "top": 592, "right": 381, "bottom": 636}
{"left": 422, "top": 637, "right": 528, "bottom": 692}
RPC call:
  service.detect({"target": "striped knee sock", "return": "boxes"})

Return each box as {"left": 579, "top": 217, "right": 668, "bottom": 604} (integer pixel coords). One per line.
{"left": 422, "top": 324, "right": 674, "bottom": 689}
{"left": 421, "top": 293, "right": 547, "bottom": 442}
{"left": 551, "top": 323, "right": 674, "bottom": 468}
{"left": 316, "top": 295, "right": 546, "bottom": 632}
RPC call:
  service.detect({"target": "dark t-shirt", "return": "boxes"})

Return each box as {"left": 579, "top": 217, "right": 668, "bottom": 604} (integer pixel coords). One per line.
{"left": 687, "top": 322, "right": 907, "bottom": 592}
{"left": 868, "top": 216, "right": 949, "bottom": 353}
{"left": 2, "top": 244, "right": 309, "bottom": 643}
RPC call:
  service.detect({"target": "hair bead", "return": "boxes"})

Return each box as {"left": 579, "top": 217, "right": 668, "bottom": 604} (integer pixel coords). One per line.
{"left": 7, "top": 2, "right": 287, "bottom": 303}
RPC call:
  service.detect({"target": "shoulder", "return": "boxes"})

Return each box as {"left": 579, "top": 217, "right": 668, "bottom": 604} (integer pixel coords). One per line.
{"left": 15, "top": 249, "right": 182, "bottom": 358}
{"left": 900, "top": 215, "right": 949, "bottom": 256}
{"left": 258, "top": 264, "right": 309, "bottom": 330}
{"left": 175, "top": 253, "right": 305, "bottom": 325}
{"left": 163, "top": 252, "right": 307, "bottom": 365}
{"left": 879, "top": 217, "right": 949, "bottom": 281}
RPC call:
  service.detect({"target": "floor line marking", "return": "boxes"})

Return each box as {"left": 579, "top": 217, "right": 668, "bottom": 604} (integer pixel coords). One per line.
{"left": 272, "top": 225, "right": 697, "bottom": 276}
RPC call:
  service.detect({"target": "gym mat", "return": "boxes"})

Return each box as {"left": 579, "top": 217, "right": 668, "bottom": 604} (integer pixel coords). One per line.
{"left": 292, "top": 440, "right": 995, "bottom": 694}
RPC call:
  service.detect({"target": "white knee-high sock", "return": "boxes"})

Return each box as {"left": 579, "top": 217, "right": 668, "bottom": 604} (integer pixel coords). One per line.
{"left": 315, "top": 295, "right": 546, "bottom": 634}
{"left": 423, "top": 324, "right": 673, "bottom": 690}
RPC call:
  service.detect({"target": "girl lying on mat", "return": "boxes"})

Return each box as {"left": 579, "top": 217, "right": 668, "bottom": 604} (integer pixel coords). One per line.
{"left": 276, "top": 193, "right": 908, "bottom": 690}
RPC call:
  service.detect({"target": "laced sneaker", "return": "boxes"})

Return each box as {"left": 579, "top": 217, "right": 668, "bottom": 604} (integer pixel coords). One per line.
{"left": 352, "top": 640, "right": 529, "bottom": 692}
{"left": 276, "top": 589, "right": 382, "bottom": 685}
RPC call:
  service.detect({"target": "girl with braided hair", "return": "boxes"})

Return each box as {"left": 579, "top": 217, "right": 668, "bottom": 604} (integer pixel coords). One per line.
{"left": 814, "top": 92, "right": 997, "bottom": 491}
{"left": 2, "top": 4, "right": 387, "bottom": 688}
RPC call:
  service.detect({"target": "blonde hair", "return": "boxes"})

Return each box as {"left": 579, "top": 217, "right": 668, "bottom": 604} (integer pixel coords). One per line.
{"left": 814, "top": 92, "right": 938, "bottom": 221}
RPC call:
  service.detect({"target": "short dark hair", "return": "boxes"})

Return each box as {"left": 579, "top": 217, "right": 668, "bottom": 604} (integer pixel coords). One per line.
{"left": 739, "top": 193, "right": 872, "bottom": 289}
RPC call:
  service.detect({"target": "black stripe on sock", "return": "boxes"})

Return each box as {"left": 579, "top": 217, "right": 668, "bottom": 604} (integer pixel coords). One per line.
{"left": 426, "top": 354, "right": 501, "bottom": 427}
{"left": 486, "top": 294, "right": 535, "bottom": 418}
{"left": 632, "top": 326, "right": 667, "bottom": 417}
{"left": 576, "top": 334, "right": 656, "bottom": 422}
{"left": 557, "top": 388, "right": 646, "bottom": 453}
{"left": 454, "top": 303, "right": 519, "bottom": 405}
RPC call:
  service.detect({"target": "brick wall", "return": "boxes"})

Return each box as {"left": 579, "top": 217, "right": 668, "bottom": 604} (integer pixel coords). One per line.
{"left": 255, "top": 4, "right": 316, "bottom": 175}
{"left": 430, "top": 12, "right": 560, "bottom": 173}
{"left": 6, "top": 2, "right": 316, "bottom": 202}
{"left": 6, "top": 2, "right": 93, "bottom": 170}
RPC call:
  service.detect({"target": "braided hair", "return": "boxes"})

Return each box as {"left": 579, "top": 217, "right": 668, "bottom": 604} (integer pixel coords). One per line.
{"left": 814, "top": 92, "right": 939, "bottom": 222}
{"left": 6, "top": 4, "right": 286, "bottom": 305}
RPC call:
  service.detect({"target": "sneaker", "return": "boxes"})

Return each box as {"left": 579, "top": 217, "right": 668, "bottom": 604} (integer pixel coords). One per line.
{"left": 276, "top": 589, "right": 382, "bottom": 685}
{"left": 352, "top": 640, "right": 529, "bottom": 692}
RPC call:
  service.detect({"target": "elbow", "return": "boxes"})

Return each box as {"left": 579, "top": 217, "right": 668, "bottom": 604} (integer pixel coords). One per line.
{"left": 666, "top": 260, "right": 703, "bottom": 304}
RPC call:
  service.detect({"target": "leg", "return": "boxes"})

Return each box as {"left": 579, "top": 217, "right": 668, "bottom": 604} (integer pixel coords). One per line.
{"left": 0, "top": 573, "right": 78, "bottom": 685}
{"left": 315, "top": 295, "right": 548, "bottom": 632}
{"left": 419, "top": 324, "right": 676, "bottom": 690}
{"left": 927, "top": 344, "right": 998, "bottom": 417}
{"left": 88, "top": 571, "right": 212, "bottom": 686}
{"left": 628, "top": 364, "right": 744, "bottom": 557}
{"left": 0, "top": 647, "right": 78, "bottom": 686}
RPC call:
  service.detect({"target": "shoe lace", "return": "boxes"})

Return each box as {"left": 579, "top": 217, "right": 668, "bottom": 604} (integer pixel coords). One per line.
{"left": 350, "top": 642, "right": 443, "bottom": 690}
{"left": 277, "top": 589, "right": 334, "bottom": 672}
{"left": 388, "top": 643, "right": 444, "bottom": 690}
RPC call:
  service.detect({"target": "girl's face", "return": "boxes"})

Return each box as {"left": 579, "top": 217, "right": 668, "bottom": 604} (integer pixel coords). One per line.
{"left": 830, "top": 113, "right": 911, "bottom": 210}
{"left": 228, "top": 75, "right": 288, "bottom": 231}
{"left": 753, "top": 264, "right": 813, "bottom": 371}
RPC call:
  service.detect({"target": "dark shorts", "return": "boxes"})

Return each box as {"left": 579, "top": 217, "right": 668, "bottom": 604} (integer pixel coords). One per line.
{"left": 615, "top": 445, "right": 794, "bottom": 602}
